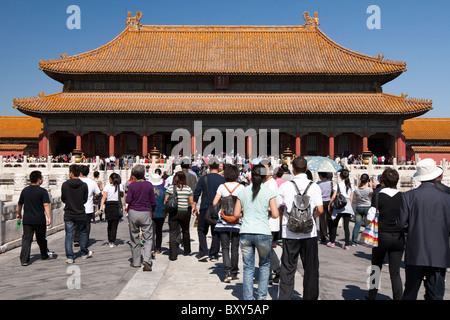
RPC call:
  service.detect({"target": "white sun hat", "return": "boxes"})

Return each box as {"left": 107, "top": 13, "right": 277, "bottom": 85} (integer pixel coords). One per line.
{"left": 150, "top": 174, "right": 163, "bottom": 186}
{"left": 413, "top": 158, "right": 444, "bottom": 182}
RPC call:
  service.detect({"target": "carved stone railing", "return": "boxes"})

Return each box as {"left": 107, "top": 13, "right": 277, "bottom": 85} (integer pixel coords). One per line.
{"left": 0, "top": 156, "right": 173, "bottom": 203}
{"left": 0, "top": 196, "right": 65, "bottom": 253}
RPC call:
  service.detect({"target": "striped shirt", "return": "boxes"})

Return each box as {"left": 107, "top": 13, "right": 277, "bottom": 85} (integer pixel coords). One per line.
{"left": 166, "top": 184, "right": 193, "bottom": 211}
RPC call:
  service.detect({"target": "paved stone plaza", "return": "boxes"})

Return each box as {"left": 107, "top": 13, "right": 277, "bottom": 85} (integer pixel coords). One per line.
{"left": 0, "top": 214, "right": 447, "bottom": 301}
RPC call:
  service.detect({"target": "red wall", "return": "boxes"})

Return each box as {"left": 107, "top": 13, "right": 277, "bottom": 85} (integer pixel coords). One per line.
{"left": 416, "top": 153, "right": 450, "bottom": 163}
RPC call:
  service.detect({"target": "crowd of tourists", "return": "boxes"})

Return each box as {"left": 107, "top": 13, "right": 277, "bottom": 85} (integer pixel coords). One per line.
{"left": 15, "top": 154, "right": 450, "bottom": 300}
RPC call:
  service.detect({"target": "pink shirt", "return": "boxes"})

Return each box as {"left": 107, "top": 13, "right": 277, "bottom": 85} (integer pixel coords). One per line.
{"left": 275, "top": 178, "right": 286, "bottom": 188}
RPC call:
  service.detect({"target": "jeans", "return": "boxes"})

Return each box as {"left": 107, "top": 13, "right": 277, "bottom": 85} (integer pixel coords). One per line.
{"left": 352, "top": 206, "right": 370, "bottom": 245}
{"left": 403, "top": 265, "right": 447, "bottom": 300}
{"left": 74, "top": 212, "right": 94, "bottom": 245}
{"left": 65, "top": 218, "right": 89, "bottom": 259}
{"left": 240, "top": 233, "right": 272, "bottom": 300}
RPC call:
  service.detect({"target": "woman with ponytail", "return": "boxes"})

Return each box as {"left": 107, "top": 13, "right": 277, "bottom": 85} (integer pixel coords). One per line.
{"left": 233, "top": 164, "right": 279, "bottom": 300}
{"left": 99, "top": 173, "right": 124, "bottom": 248}
{"left": 328, "top": 169, "right": 354, "bottom": 250}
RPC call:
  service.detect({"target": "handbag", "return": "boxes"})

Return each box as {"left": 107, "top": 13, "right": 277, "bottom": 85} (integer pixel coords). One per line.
{"left": 204, "top": 176, "right": 220, "bottom": 225}
{"left": 164, "top": 184, "right": 178, "bottom": 215}
{"left": 331, "top": 183, "right": 347, "bottom": 210}
{"left": 118, "top": 197, "right": 123, "bottom": 218}
{"left": 359, "top": 193, "right": 379, "bottom": 248}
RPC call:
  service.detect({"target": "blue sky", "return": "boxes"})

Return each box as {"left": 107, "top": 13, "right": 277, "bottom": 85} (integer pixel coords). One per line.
{"left": 1, "top": 0, "right": 449, "bottom": 117}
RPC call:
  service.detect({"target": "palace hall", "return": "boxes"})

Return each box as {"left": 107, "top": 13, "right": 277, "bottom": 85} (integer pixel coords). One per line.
{"left": 12, "top": 12, "right": 432, "bottom": 162}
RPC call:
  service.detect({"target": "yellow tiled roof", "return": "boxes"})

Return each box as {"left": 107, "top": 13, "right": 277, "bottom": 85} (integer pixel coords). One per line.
{"left": 411, "top": 146, "right": 450, "bottom": 153}
{"left": 14, "top": 92, "right": 432, "bottom": 115}
{"left": 39, "top": 23, "right": 406, "bottom": 76}
{"left": 403, "top": 118, "right": 450, "bottom": 140}
{"left": 0, "top": 144, "right": 27, "bottom": 151}
{"left": 0, "top": 116, "right": 42, "bottom": 138}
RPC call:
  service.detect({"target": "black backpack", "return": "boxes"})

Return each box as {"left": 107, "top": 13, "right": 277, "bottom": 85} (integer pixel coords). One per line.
{"left": 287, "top": 181, "right": 314, "bottom": 234}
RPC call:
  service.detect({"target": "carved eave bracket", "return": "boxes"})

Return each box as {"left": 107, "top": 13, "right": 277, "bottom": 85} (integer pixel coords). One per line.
{"left": 127, "top": 11, "right": 143, "bottom": 31}
{"left": 303, "top": 11, "right": 319, "bottom": 28}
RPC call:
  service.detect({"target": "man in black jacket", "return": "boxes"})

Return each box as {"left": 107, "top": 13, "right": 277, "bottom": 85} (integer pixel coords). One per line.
{"left": 435, "top": 167, "right": 450, "bottom": 194}
{"left": 62, "top": 164, "right": 91, "bottom": 263}
{"left": 397, "top": 159, "right": 450, "bottom": 300}
{"left": 193, "top": 157, "right": 225, "bottom": 262}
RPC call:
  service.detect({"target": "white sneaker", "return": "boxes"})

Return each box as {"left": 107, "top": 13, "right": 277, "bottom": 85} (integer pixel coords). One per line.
{"left": 82, "top": 251, "right": 93, "bottom": 259}
{"left": 109, "top": 242, "right": 116, "bottom": 248}
{"left": 66, "top": 259, "right": 74, "bottom": 264}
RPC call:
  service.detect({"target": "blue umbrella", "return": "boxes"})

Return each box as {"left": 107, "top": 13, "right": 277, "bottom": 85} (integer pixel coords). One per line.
{"left": 251, "top": 157, "right": 262, "bottom": 165}
{"left": 306, "top": 156, "right": 342, "bottom": 173}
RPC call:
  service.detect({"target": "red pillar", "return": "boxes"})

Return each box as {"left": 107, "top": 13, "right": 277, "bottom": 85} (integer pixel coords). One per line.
{"left": 247, "top": 136, "right": 252, "bottom": 159}
{"left": 142, "top": 133, "right": 148, "bottom": 157}
{"left": 362, "top": 132, "right": 368, "bottom": 153}
{"left": 329, "top": 133, "right": 334, "bottom": 158}
{"left": 39, "top": 131, "right": 48, "bottom": 158}
{"left": 295, "top": 133, "right": 301, "bottom": 156}
{"left": 397, "top": 132, "right": 406, "bottom": 164}
{"left": 76, "top": 131, "right": 82, "bottom": 150}
{"left": 191, "top": 134, "right": 195, "bottom": 156}
{"left": 109, "top": 133, "right": 115, "bottom": 157}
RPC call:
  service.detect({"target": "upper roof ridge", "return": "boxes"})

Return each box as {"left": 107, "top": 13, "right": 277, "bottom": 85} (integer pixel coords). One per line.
{"left": 38, "top": 10, "right": 407, "bottom": 77}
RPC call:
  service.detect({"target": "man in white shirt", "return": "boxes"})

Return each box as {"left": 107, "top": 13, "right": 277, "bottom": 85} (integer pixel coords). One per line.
{"left": 74, "top": 165, "right": 101, "bottom": 247}
{"left": 276, "top": 156, "right": 324, "bottom": 300}
{"left": 109, "top": 155, "right": 116, "bottom": 170}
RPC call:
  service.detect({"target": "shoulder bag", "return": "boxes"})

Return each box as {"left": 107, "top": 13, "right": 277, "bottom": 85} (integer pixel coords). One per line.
{"left": 331, "top": 183, "right": 347, "bottom": 210}
{"left": 164, "top": 184, "right": 178, "bottom": 215}
{"left": 359, "top": 192, "right": 379, "bottom": 248}
{"left": 204, "top": 176, "right": 220, "bottom": 225}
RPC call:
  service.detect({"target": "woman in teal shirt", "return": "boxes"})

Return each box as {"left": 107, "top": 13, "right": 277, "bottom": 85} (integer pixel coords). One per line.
{"left": 233, "top": 164, "right": 279, "bottom": 300}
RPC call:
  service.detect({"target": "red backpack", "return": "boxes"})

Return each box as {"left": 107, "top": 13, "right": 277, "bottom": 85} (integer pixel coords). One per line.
{"left": 220, "top": 183, "right": 241, "bottom": 224}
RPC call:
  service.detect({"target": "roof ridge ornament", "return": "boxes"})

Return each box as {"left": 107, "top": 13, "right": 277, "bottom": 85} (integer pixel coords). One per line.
{"left": 303, "top": 11, "right": 319, "bottom": 27}
{"left": 127, "top": 11, "right": 143, "bottom": 31}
